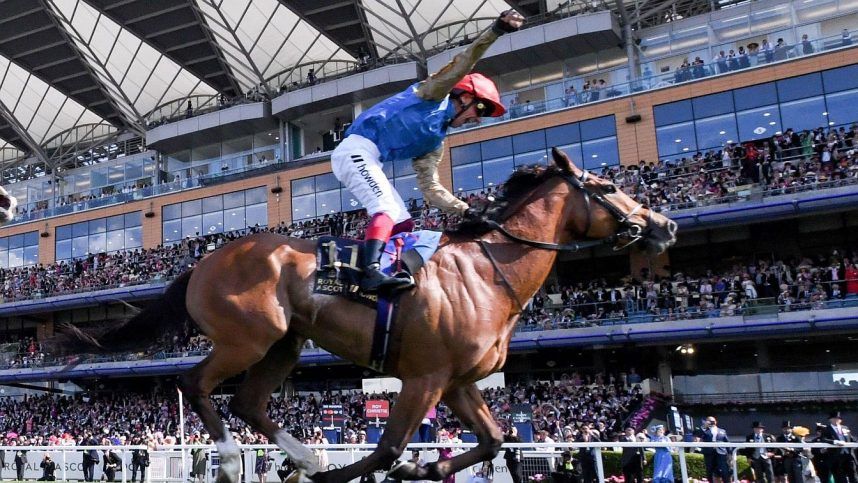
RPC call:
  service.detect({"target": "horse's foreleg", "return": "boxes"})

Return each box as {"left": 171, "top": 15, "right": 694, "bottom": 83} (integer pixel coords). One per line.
{"left": 309, "top": 377, "right": 445, "bottom": 483}
{"left": 229, "top": 333, "right": 318, "bottom": 474}
{"left": 180, "top": 348, "right": 265, "bottom": 483}
{"left": 395, "top": 383, "right": 503, "bottom": 481}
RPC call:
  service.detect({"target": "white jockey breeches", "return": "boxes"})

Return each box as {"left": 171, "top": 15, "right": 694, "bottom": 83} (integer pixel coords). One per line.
{"left": 331, "top": 134, "right": 410, "bottom": 223}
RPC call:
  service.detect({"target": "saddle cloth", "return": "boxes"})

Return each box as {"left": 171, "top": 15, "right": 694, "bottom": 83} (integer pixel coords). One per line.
{"left": 313, "top": 230, "right": 442, "bottom": 307}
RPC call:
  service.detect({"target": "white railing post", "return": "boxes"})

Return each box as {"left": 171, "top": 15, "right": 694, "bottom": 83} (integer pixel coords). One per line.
{"left": 122, "top": 448, "right": 127, "bottom": 483}
{"left": 595, "top": 447, "right": 605, "bottom": 483}
{"left": 678, "top": 449, "right": 689, "bottom": 483}
{"left": 62, "top": 448, "right": 68, "bottom": 482}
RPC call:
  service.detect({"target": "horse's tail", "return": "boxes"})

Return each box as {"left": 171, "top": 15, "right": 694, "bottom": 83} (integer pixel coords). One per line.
{"left": 51, "top": 270, "right": 194, "bottom": 355}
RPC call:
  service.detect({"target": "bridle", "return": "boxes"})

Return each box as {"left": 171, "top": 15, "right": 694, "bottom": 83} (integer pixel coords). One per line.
{"left": 477, "top": 169, "right": 654, "bottom": 312}
{"left": 482, "top": 169, "right": 652, "bottom": 253}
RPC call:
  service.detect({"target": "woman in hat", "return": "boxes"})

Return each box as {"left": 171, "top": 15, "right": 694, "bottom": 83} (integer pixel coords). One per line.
{"left": 649, "top": 425, "right": 674, "bottom": 483}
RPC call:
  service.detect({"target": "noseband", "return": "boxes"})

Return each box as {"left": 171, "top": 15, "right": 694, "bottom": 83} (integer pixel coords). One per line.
{"left": 482, "top": 170, "right": 651, "bottom": 253}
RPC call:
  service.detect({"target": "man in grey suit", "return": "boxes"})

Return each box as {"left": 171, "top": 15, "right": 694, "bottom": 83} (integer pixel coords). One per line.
{"left": 702, "top": 416, "right": 732, "bottom": 483}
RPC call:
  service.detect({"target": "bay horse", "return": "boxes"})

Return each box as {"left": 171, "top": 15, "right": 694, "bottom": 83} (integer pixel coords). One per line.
{"left": 57, "top": 148, "right": 676, "bottom": 483}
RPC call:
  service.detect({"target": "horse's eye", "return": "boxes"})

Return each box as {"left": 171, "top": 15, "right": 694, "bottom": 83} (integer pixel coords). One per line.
{"left": 603, "top": 184, "right": 617, "bottom": 194}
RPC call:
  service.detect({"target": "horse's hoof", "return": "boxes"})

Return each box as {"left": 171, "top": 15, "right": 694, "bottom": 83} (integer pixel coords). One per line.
{"left": 388, "top": 461, "right": 420, "bottom": 480}
{"left": 286, "top": 470, "right": 315, "bottom": 483}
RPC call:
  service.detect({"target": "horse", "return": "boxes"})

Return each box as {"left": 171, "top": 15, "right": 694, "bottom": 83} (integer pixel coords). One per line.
{"left": 56, "top": 148, "right": 677, "bottom": 483}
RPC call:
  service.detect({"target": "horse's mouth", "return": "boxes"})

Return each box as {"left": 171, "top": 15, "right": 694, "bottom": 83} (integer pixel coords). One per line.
{"left": 0, "top": 196, "right": 10, "bottom": 210}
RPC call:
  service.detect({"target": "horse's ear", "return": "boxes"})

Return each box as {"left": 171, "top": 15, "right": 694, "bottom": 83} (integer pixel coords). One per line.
{"left": 551, "top": 147, "right": 580, "bottom": 175}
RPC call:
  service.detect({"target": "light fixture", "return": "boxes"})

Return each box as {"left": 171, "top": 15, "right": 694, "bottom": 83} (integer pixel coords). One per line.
{"left": 719, "top": 131, "right": 726, "bottom": 135}
{"left": 763, "top": 112, "right": 771, "bottom": 117}
{"left": 676, "top": 343, "right": 695, "bottom": 355}
{"left": 675, "top": 139, "right": 682, "bottom": 143}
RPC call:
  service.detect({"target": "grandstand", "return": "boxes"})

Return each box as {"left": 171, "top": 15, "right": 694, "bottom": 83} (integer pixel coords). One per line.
{"left": 1, "top": 0, "right": 858, "bottom": 482}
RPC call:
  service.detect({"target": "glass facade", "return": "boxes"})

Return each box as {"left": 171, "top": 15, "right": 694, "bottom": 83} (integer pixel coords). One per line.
{"left": 450, "top": 115, "right": 619, "bottom": 193}
{"left": 0, "top": 232, "right": 39, "bottom": 269}
{"left": 55, "top": 213, "right": 142, "bottom": 261}
{"left": 162, "top": 187, "right": 268, "bottom": 243}
{"left": 653, "top": 64, "right": 858, "bottom": 160}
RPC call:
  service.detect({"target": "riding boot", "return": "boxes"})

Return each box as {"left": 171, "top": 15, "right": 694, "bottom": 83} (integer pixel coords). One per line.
{"left": 360, "top": 239, "right": 414, "bottom": 294}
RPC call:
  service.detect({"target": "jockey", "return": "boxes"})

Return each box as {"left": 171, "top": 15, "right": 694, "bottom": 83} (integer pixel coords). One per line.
{"left": 331, "top": 9, "right": 525, "bottom": 294}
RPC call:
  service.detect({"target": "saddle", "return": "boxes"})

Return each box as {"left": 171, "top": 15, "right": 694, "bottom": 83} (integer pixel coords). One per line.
{"left": 313, "top": 231, "right": 441, "bottom": 373}
{"left": 313, "top": 230, "right": 441, "bottom": 308}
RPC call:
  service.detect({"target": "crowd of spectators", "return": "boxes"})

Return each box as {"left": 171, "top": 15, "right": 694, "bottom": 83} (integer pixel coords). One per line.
{"left": 0, "top": 373, "right": 643, "bottom": 448}
{"left": 520, "top": 247, "right": 858, "bottom": 329}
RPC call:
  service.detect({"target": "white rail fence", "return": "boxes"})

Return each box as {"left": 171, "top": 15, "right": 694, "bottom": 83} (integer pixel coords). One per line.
{"left": 1, "top": 442, "right": 856, "bottom": 483}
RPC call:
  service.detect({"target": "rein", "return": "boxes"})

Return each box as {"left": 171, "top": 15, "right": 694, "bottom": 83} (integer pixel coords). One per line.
{"left": 478, "top": 169, "right": 651, "bottom": 311}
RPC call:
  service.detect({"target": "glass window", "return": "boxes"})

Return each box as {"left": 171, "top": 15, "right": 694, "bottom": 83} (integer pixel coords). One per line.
{"left": 822, "top": 65, "right": 858, "bottom": 93}
{"left": 736, "top": 105, "right": 782, "bottom": 141}
{"left": 779, "top": 97, "right": 829, "bottom": 132}
{"left": 512, "top": 131, "right": 546, "bottom": 154}
{"left": 202, "top": 211, "right": 224, "bottom": 235}
{"left": 223, "top": 191, "right": 244, "bottom": 209}
{"left": 162, "top": 204, "right": 181, "bottom": 221}
{"left": 72, "top": 236, "right": 88, "bottom": 258}
{"left": 162, "top": 219, "right": 181, "bottom": 243}
{"left": 692, "top": 92, "right": 735, "bottom": 118}
{"left": 125, "top": 226, "right": 142, "bottom": 248}
{"left": 223, "top": 208, "right": 245, "bottom": 232}
{"left": 545, "top": 123, "right": 581, "bottom": 147}
{"left": 72, "top": 222, "right": 88, "bottom": 237}
{"left": 89, "top": 232, "right": 106, "bottom": 254}
{"left": 734, "top": 82, "right": 778, "bottom": 110}
{"left": 381, "top": 161, "right": 394, "bottom": 178}
{"left": 56, "top": 225, "right": 72, "bottom": 242}
{"left": 482, "top": 156, "right": 515, "bottom": 188}
{"left": 292, "top": 194, "right": 315, "bottom": 220}
{"left": 24, "top": 231, "right": 38, "bottom": 247}
{"left": 824, "top": 89, "right": 858, "bottom": 127}
{"left": 8, "top": 235, "right": 23, "bottom": 250}
{"left": 182, "top": 215, "right": 202, "bottom": 238}
{"left": 56, "top": 239, "right": 71, "bottom": 261}
{"left": 316, "top": 190, "right": 341, "bottom": 215}
{"left": 89, "top": 218, "right": 106, "bottom": 234}
{"left": 480, "top": 137, "right": 513, "bottom": 159}
{"left": 125, "top": 159, "right": 144, "bottom": 180}
{"left": 23, "top": 245, "right": 38, "bottom": 266}
{"left": 694, "top": 114, "right": 739, "bottom": 151}
{"left": 125, "top": 212, "right": 141, "bottom": 227}
{"left": 579, "top": 116, "right": 616, "bottom": 141}
{"left": 0, "top": 237, "right": 7, "bottom": 250}
{"left": 107, "top": 214, "right": 125, "bottom": 231}
{"left": 452, "top": 163, "right": 483, "bottom": 193}
{"left": 315, "top": 173, "right": 340, "bottom": 191}
{"left": 653, "top": 100, "right": 693, "bottom": 127}
{"left": 514, "top": 150, "right": 548, "bottom": 167}
{"left": 581, "top": 137, "right": 619, "bottom": 170}
{"left": 450, "top": 143, "right": 481, "bottom": 166}
{"left": 656, "top": 122, "right": 698, "bottom": 158}
{"left": 291, "top": 177, "right": 315, "bottom": 196}
{"left": 8, "top": 248, "right": 23, "bottom": 268}
{"left": 245, "top": 187, "right": 267, "bottom": 205}
{"left": 776, "top": 73, "right": 823, "bottom": 103}
{"left": 245, "top": 203, "right": 267, "bottom": 229}
{"left": 394, "top": 175, "right": 420, "bottom": 202}
{"left": 342, "top": 192, "right": 362, "bottom": 211}
{"left": 202, "top": 195, "right": 224, "bottom": 213}
{"left": 182, "top": 199, "right": 201, "bottom": 217}
{"left": 393, "top": 159, "right": 415, "bottom": 178}
{"left": 107, "top": 229, "right": 125, "bottom": 251}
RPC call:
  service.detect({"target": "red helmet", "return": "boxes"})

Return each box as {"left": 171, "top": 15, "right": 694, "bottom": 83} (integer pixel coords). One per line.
{"left": 452, "top": 73, "right": 506, "bottom": 117}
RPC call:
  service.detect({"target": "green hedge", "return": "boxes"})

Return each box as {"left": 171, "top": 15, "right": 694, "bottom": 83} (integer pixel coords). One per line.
{"left": 600, "top": 450, "right": 752, "bottom": 480}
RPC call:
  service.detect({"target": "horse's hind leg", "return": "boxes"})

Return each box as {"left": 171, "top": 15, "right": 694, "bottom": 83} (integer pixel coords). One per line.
{"left": 392, "top": 383, "right": 503, "bottom": 481}
{"left": 229, "top": 333, "right": 319, "bottom": 474}
{"left": 180, "top": 348, "right": 265, "bottom": 483}
{"left": 309, "top": 377, "right": 445, "bottom": 483}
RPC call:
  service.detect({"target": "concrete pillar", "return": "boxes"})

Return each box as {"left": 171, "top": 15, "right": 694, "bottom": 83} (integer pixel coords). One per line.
{"left": 658, "top": 360, "right": 674, "bottom": 396}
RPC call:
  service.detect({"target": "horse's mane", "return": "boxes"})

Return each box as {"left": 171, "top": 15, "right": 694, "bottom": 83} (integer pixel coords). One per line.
{"left": 451, "top": 165, "right": 565, "bottom": 236}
